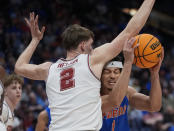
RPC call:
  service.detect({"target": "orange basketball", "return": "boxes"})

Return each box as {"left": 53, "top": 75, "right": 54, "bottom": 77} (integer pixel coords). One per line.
{"left": 133, "top": 34, "right": 162, "bottom": 68}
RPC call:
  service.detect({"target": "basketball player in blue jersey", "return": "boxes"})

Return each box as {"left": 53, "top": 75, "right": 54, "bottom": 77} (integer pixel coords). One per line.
{"left": 35, "top": 107, "right": 51, "bottom": 131}
{"left": 15, "top": 0, "right": 156, "bottom": 130}
{"left": 100, "top": 49, "right": 164, "bottom": 130}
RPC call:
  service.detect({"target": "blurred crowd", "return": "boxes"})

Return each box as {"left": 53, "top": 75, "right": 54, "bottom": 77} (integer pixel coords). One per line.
{"left": 0, "top": 0, "right": 174, "bottom": 131}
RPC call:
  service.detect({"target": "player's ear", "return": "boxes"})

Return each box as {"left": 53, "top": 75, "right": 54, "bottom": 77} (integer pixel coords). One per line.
{"left": 79, "top": 42, "right": 85, "bottom": 52}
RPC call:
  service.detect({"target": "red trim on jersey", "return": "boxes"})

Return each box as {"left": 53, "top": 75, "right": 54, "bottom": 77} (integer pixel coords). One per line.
{"left": 87, "top": 54, "right": 100, "bottom": 81}
{"left": 60, "top": 55, "right": 80, "bottom": 61}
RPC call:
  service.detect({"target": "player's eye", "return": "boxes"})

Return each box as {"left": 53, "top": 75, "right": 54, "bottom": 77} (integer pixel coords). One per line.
{"left": 114, "top": 70, "right": 120, "bottom": 74}
{"left": 19, "top": 86, "right": 22, "bottom": 90}
{"left": 103, "top": 69, "right": 110, "bottom": 74}
{"left": 12, "top": 86, "right": 16, "bottom": 89}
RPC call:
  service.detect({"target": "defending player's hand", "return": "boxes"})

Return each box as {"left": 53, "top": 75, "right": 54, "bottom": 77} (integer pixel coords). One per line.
{"left": 149, "top": 47, "right": 164, "bottom": 74}
{"left": 25, "top": 12, "right": 45, "bottom": 41}
{"left": 123, "top": 37, "right": 138, "bottom": 64}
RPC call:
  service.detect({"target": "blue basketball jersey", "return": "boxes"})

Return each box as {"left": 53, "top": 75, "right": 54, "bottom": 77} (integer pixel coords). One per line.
{"left": 45, "top": 107, "right": 51, "bottom": 127}
{"left": 100, "top": 96, "right": 129, "bottom": 131}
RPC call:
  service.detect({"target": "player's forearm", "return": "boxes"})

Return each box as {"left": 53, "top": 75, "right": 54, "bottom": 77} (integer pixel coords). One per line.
{"left": 15, "top": 38, "right": 40, "bottom": 73}
{"left": 124, "top": 0, "right": 155, "bottom": 36}
{"left": 109, "top": 62, "right": 132, "bottom": 106}
{"left": 149, "top": 72, "right": 162, "bottom": 112}
{"left": 109, "top": 0, "right": 155, "bottom": 62}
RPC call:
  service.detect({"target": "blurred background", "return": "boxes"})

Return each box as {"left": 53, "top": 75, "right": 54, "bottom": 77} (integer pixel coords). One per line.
{"left": 0, "top": 0, "right": 174, "bottom": 131}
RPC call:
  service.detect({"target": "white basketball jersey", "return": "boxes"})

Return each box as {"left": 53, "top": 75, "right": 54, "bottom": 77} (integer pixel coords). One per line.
{"left": 0, "top": 122, "right": 6, "bottom": 131}
{"left": 0, "top": 101, "right": 14, "bottom": 130}
{"left": 46, "top": 54, "right": 102, "bottom": 131}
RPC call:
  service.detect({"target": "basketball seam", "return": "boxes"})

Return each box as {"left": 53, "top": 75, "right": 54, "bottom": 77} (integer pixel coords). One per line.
{"left": 142, "top": 36, "right": 161, "bottom": 63}
{"left": 142, "top": 48, "right": 161, "bottom": 63}
{"left": 142, "top": 36, "right": 155, "bottom": 56}
{"left": 134, "top": 48, "right": 138, "bottom": 65}
{"left": 137, "top": 35, "right": 145, "bottom": 67}
{"left": 135, "top": 48, "right": 161, "bottom": 57}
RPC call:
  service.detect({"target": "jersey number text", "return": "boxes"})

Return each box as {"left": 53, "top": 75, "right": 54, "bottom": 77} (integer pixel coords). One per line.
{"left": 60, "top": 68, "right": 75, "bottom": 91}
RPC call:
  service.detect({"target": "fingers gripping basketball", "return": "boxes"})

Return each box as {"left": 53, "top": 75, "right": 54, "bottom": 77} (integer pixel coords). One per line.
{"left": 133, "top": 34, "right": 162, "bottom": 68}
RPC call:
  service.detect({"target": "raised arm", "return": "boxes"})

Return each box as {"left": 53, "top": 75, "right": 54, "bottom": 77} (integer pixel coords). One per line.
{"left": 90, "top": 0, "right": 156, "bottom": 78}
{"left": 128, "top": 48, "right": 164, "bottom": 112}
{"left": 15, "top": 12, "right": 52, "bottom": 80}
{"left": 101, "top": 38, "right": 136, "bottom": 112}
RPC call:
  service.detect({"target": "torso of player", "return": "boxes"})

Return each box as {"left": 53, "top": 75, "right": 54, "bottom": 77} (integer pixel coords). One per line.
{"left": 46, "top": 54, "right": 102, "bottom": 131}
{"left": 0, "top": 101, "right": 14, "bottom": 130}
{"left": 100, "top": 96, "right": 129, "bottom": 131}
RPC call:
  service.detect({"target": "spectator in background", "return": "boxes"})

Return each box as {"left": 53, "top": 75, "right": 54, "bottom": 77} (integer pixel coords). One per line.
{"left": 0, "top": 65, "right": 24, "bottom": 131}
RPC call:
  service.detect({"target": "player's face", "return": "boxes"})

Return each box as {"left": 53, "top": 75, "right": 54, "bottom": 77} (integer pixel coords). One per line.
{"left": 83, "top": 38, "right": 93, "bottom": 54}
{"left": 5, "top": 80, "right": 22, "bottom": 105}
{"left": 101, "top": 67, "right": 121, "bottom": 94}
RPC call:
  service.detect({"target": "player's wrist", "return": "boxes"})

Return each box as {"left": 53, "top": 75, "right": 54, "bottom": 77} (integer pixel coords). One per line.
{"left": 150, "top": 72, "right": 159, "bottom": 78}
{"left": 124, "top": 60, "right": 133, "bottom": 65}
{"left": 32, "top": 37, "right": 40, "bottom": 42}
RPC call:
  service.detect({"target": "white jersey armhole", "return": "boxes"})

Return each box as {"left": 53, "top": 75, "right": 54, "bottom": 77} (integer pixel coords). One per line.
{"left": 87, "top": 54, "right": 100, "bottom": 81}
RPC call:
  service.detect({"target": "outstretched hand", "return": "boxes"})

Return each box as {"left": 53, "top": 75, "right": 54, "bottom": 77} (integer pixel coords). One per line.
{"left": 25, "top": 12, "right": 45, "bottom": 41}
{"left": 149, "top": 47, "right": 164, "bottom": 74}
{"left": 123, "top": 37, "right": 139, "bottom": 64}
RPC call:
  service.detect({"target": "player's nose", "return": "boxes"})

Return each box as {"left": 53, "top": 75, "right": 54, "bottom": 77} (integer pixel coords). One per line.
{"left": 16, "top": 87, "right": 21, "bottom": 93}
{"left": 110, "top": 72, "right": 116, "bottom": 78}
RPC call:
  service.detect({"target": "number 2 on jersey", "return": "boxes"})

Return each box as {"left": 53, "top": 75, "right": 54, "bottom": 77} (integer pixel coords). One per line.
{"left": 60, "top": 68, "right": 75, "bottom": 91}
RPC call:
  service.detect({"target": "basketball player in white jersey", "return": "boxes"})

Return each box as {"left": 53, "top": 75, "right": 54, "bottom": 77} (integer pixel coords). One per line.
{"left": 0, "top": 65, "right": 6, "bottom": 130}
{"left": 0, "top": 66, "right": 23, "bottom": 131}
{"left": 15, "top": 0, "right": 156, "bottom": 130}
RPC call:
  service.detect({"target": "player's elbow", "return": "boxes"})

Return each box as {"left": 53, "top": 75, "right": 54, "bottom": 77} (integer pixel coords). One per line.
{"left": 14, "top": 63, "right": 25, "bottom": 76}
{"left": 14, "top": 66, "right": 19, "bottom": 74}
{"left": 153, "top": 104, "right": 162, "bottom": 112}
{"left": 149, "top": 103, "right": 162, "bottom": 112}
{"left": 14, "top": 64, "right": 22, "bottom": 74}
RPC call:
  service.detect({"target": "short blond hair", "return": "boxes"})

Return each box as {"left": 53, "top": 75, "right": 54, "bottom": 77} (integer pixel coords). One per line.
{"left": 4, "top": 74, "right": 24, "bottom": 89}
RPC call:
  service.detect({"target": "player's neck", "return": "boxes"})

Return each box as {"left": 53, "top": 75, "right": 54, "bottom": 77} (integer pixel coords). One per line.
{"left": 66, "top": 50, "right": 82, "bottom": 60}
{"left": 5, "top": 97, "right": 15, "bottom": 111}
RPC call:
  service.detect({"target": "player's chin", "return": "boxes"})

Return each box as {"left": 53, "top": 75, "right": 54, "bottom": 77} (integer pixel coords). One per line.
{"left": 107, "top": 88, "right": 112, "bottom": 92}
{"left": 16, "top": 96, "right": 21, "bottom": 101}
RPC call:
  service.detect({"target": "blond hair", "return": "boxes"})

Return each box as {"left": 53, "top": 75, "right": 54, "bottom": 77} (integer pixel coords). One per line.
{"left": 4, "top": 74, "right": 24, "bottom": 89}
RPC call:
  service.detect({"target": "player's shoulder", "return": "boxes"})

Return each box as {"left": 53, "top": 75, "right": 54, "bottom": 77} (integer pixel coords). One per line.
{"left": 39, "top": 110, "right": 48, "bottom": 118}
{"left": 39, "top": 62, "right": 53, "bottom": 69}
{"left": 1, "top": 102, "right": 10, "bottom": 124}
{"left": 79, "top": 54, "right": 88, "bottom": 58}
{"left": 38, "top": 110, "right": 49, "bottom": 123}
{"left": 77, "top": 54, "right": 89, "bottom": 62}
